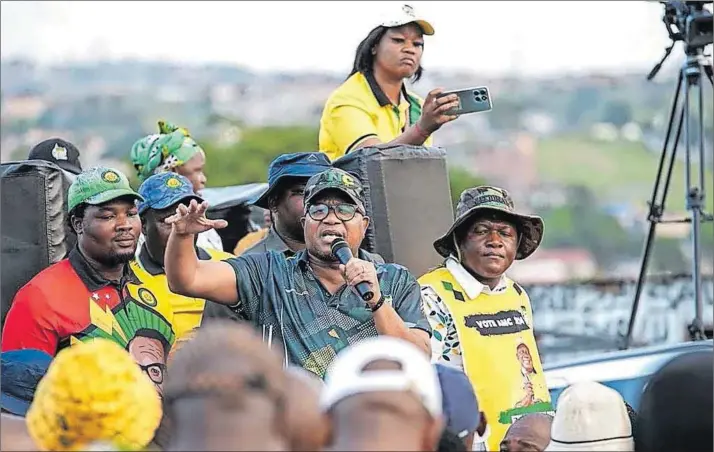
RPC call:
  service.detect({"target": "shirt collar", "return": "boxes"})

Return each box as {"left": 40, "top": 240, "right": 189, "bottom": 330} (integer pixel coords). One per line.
{"left": 138, "top": 244, "right": 212, "bottom": 276}
{"left": 263, "top": 227, "right": 293, "bottom": 256}
{"left": 296, "top": 247, "right": 378, "bottom": 270}
{"left": 445, "top": 256, "right": 508, "bottom": 299}
{"left": 364, "top": 71, "right": 412, "bottom": 108}
{"left": 68, "top": 246, "right": 140, "bottom": 292}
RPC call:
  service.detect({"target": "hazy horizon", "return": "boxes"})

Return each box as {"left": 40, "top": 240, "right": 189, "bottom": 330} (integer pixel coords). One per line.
{"left": 0, "top": 1, "right": 694, "bottom": 77}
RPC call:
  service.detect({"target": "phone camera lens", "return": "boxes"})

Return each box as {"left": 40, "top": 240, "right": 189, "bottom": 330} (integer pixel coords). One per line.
{"left": 478, "top": 89, "right": 486, "bottom": 96}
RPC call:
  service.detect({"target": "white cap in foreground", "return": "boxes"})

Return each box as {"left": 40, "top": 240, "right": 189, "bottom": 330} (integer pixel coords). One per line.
{"left": 545, "top": 381, "right": 634, "bottom": 451}
{"left": 319, "top": 336, "right": 442, "bottom": 418}
{"left": 378, "top": 4, "right": 435, "bottom": 36}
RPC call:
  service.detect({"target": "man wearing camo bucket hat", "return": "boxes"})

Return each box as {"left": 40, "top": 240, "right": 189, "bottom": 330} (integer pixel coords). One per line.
{"left": 419, "top": 186, "right": 553, "bottom": 452}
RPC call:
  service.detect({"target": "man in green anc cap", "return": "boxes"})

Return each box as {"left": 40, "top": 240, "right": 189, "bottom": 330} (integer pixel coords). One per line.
{"left": 2, "top": 167, "right": 177, "bottom": 396}
{"left": 418, "top": 186, "right": 553, "bottom": 452}
{"left": 164, "top": 168, "right": 431, "bottom": 378}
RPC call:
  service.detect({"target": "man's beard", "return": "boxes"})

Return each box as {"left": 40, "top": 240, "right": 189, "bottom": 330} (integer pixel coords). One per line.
{"left": 101, "top": 249, "right": 135, "bottom": 267}
{"left": 283, "top": 218, "right": 305, "bottom": 242}
{"left": 309, "top": 246, "right": 338, "bottom": 262}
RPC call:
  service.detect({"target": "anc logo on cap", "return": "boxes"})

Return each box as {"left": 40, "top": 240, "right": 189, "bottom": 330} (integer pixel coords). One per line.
{"left": 137, "top": 288, "right": 158, "bottom": 307}
{"left": 51, "top": 143, "right": 68, "bottom": 161}
{"left": 322, "top": 169, "right": 357, "bottom": 187}
{"left": 165, "top": 177, "right": 182, "bottom": 189}
{"left": 101, "top": 170, "right": 120, "bottom": 183}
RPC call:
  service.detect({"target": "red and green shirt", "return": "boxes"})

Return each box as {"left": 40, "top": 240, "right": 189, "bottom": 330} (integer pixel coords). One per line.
{"left": 1, "top": 248, "right": 176, "bottom": 361}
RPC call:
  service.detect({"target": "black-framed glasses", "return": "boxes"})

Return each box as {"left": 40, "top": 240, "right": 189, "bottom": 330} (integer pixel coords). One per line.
{"left": 139, "top": 363, "right": 167, "bottom": 384}
{"left": 307, "top": 203, "right": 359, "bottom": 222}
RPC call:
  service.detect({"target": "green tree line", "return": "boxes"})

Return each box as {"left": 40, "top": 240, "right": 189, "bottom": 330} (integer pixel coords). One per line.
{"left": 125, "top": 124, "right": 707, "bottom": 274}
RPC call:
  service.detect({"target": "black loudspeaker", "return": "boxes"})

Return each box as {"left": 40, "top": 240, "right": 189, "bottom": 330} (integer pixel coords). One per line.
{"left": 333, "top": 145, "right": 454, "bottom": 278}
{"left": 1, "top": 160, "right": 75, "bottom": 329}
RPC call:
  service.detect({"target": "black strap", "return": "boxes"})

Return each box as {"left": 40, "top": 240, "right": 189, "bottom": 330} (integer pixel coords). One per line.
{"left": 370, "top": 294, "right": 386, "bottom": 312}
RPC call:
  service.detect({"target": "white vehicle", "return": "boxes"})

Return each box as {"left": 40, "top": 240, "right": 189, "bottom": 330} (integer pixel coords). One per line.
{"left": 544, "top": 340, "right": 713, "bottom": 409}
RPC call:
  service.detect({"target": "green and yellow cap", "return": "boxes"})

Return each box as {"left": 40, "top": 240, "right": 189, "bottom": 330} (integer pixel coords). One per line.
{"left": 68, "top": 167, "right": 144, "bottom": 213}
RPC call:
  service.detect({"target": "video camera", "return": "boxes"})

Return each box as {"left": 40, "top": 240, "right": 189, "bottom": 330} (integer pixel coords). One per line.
{"left": 660, "top": 1, "right": 713, "bottom": 49}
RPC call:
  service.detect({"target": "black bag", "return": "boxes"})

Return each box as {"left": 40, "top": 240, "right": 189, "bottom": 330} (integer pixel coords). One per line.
{"left": 333, "top": 145, "right": 454, "bottom": 277}
{"left": 1, "top": 160, "right": 75, "bottom": 328}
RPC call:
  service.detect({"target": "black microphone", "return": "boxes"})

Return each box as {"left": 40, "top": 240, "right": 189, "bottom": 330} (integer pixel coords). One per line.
{"left": 331, "top": 238, "right": 374, "bottom": 302}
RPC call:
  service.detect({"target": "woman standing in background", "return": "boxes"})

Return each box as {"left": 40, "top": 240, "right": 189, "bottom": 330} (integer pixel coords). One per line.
{"left": 318, "top": 4, "right": 461, "bottom": 161}
{"left": 131, "top": 121, "right": 224, "bottom": 252}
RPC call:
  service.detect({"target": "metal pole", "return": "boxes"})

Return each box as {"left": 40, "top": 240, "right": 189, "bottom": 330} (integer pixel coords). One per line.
{"left": 683, "top": 50, "right": 707, "bottom": 340}
{"left": 622, "top": 72, "right": 684, "bottom": 350}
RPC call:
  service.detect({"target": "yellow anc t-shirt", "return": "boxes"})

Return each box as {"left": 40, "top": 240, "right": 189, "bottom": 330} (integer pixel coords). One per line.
{"left": 131, "top": 246, "right": 234, "bottom": 341}
{"left": 419, "top": 265, "right": 553, "bottom": 451}
{"left": 318, "top": 71, "right": 433, "bottom": 161}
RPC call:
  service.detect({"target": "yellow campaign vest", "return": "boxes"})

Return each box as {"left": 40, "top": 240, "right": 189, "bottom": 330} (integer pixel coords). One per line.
{"left": 130, "top": 247, "right": 233, "bottom": 341}
{"left": 420, "top": 268, "right": 553, "bottom": 451}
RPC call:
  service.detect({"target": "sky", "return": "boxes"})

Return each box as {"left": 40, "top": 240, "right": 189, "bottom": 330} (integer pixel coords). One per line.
{"left": 0, "top": 1, "right": 691, "bottom": 76}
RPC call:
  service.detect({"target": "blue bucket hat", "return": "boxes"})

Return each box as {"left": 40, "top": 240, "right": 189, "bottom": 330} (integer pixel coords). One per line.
{"left": 435, "top": 364, "right": 481, "bottom": 439}
{"left": 137, "top": 172, "right": 203, "bottom": 215}
{"left": 253, "top": 152, "right": 332, "bottom": 209}
{"left": 1, "top": 349, "right": 53, "bottom": 416}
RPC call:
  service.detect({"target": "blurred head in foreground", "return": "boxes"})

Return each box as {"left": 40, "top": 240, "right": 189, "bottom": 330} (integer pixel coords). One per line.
{"left": 501, "top": 412, "right": 553, "bottom": 452}
{"left": 26, "top": 339, "right": 162, "bottom": 451}
{"left": 284, "top": 366, "right": 328, "bottom": 451}
{"left": 163, "top": 321, "right": 289, "bottom": 451}
{"left": 636, "top": 350, "right": 713, "bottom": 452}
{"left": 320, "top": 336, "right": 444, "bottom": 451}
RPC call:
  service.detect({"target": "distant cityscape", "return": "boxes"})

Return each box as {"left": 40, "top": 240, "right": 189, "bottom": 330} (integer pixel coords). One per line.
{"left": 1, "top": 58, "right": 712, "bottom": 283}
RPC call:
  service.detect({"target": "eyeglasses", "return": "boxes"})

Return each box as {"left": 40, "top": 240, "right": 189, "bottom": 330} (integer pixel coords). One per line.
{"left": 307, "top": 203, "right": 360, "bottom": 222}
{"left": 139, "top": 363, "right": 167, "bottom": 385}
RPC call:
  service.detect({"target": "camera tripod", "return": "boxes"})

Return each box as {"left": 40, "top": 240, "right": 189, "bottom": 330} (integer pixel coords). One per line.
{"left": 621, "top": 45, "right": 714, "bottom": 350}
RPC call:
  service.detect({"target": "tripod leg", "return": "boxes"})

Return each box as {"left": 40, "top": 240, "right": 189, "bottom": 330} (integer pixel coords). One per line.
{"left": 687, "top": 68, "right": 709, "bottom": 340}
{"left": 704, "top": 64, "right": 713, "bottom": 86}
{"left": 622, "top": 72, "right": 685, "bottom": 350}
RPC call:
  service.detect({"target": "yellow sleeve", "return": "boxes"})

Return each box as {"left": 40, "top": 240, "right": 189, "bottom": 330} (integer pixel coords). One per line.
{"left": 323, "top": 104, "right": 379, "bottom": 160}
{"left": 232, "top": 228, "right": 268, "bottom": 256}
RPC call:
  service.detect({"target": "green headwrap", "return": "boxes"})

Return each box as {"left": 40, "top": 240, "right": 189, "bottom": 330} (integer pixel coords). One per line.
{"left": 130, "top": 121, "right": 205, "bottom": 182}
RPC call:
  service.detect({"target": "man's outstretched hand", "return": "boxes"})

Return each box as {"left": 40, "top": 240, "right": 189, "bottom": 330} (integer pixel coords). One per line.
{"left": 165, "top": 199, "right": 228, "bottom": 236}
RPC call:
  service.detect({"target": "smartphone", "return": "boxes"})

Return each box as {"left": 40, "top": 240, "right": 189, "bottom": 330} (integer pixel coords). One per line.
{"left": 437, "top": 86, "right": 493, "bottom": 116}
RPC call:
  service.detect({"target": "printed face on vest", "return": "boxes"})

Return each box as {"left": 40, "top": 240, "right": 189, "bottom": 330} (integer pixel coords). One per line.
{"left": 302, "top": 191, "right": 368, "bottom": 262}
{"left": 77, "top": 198, "right": 141, "bottom": 267}
{"left": 128, "top": 334, "right": 167, "bottom": 396}
{"left": 374, "top": 24, "right": 424, "bottom": 80}
{"left": 458, "top": 214, "right": 518, "bottom": 279}
{"left": 516, "top": 344, "right": 534, "bottom": 374}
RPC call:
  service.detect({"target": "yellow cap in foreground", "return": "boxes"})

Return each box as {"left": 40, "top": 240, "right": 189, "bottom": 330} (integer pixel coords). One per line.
{"left": 26, "top": 339, "right": 162, "bottom": 451}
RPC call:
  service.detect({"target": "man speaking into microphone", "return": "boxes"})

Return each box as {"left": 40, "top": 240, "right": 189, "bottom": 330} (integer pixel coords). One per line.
{"left": 164, "top": 168, "right": 431, "bottom": 378}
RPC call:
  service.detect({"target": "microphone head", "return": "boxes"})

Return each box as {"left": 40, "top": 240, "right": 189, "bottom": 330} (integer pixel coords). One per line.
{"left": 331, "top": 237, "right": 348, "bottom": 253}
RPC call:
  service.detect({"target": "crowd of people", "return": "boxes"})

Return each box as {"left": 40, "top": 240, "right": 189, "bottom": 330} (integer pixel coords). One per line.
{"left": 1, "top": 3, "right": 713, "bottom": 452}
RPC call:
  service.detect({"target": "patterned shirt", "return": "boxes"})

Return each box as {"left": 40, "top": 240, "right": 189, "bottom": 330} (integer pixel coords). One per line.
{"left": 421, "top": 257, "right": 510, "bottom": 370}
{"left": 2, "top": 247, "right": 176, "bottom": 393}
{"left": 222, "top": 249, "right": 430, "bottom": 378}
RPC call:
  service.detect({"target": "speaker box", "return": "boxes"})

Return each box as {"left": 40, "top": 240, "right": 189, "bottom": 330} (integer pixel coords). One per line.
{"left": 1, "top": 160, "right": 75, "bottom": 329}
{"left": 333, "top": 145, "right": 454, "bottom": 278}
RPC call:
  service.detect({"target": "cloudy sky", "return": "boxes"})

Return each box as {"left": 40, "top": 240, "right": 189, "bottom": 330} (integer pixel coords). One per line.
{"left": 0, "top": 1, "right": 687, "bottom": 76}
